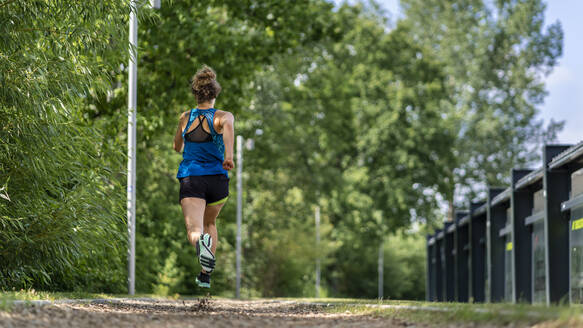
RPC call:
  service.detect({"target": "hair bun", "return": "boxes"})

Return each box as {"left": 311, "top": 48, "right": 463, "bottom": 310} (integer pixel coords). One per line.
{"left": 191, "top": 65, "right": 222, "bottom": 102}
{"left": 193, "top": 66, "right": 216, "bottom": 90}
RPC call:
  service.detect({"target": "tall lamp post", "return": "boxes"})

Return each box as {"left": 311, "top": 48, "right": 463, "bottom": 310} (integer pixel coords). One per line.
{"left": 127, "top": 0, "right": 160, "bottom": 296}
{"left": 235, "top": 136, "right": 254, "bottom": 298}
{"left": 235, "top": 135, "right": 243, "bottom": 298}
{"left": 127, "top": 0, "right": 138, "bottom": 296}
{"left": 378, "top": 240, "right": 384, "bottom": 299}
{"left": 315, "top": 206, "right": 321, "bottom": 298}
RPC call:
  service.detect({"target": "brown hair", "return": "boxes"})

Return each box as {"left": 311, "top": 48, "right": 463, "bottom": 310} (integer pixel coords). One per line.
{"left": 191, "top": 65, "right": 221, "bottom": 103}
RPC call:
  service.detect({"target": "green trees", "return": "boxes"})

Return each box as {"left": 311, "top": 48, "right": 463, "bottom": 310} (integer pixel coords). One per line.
{"left": 0, "top": 1, "right": 129, "bottom": 290}
{"left": 381, "top": 231, "right": 427, "bottom": 300}
{"left": 401, "top": 0, "right": 564, "bottom": 205}
{"left": 0, "top": 0, "right": 563, "bottom": 299}
{"left": 112, "top": 0, "right": 338, "bottom": 295}
{"left": 244, "top": 4, "right": 456, "bottom": 297}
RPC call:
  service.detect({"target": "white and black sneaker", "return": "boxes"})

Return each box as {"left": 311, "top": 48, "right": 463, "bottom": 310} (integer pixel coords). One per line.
{"left": 196, "top": 233, "right": 215, "bottom": 273}
{"left": 195, "top": 272, "right": 211, "bottom": 288}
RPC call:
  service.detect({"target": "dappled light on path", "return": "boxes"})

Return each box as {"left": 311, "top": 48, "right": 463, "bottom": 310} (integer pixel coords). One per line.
{"left": 1, "top": 299, "right": 418, "bottom": 328}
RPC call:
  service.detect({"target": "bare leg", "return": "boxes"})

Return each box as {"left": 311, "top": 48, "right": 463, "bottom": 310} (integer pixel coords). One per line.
{"left": 181, "top": 197, "right": 206, "bottom": 247}
{"left": 203, "top": 202, "right": 225, "bottom": 254}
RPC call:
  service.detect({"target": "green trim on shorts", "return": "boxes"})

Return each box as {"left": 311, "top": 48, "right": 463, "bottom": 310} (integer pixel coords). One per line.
{"left": 208, "top": 196, "right": 228, "bottom": 206}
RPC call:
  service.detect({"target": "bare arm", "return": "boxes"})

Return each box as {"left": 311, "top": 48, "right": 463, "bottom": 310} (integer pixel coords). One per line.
{"left": 173, "top": 112, "right": 188, "bottom": 152}
{"left": 219, "top": 111, "right": 235, "bottom": 170}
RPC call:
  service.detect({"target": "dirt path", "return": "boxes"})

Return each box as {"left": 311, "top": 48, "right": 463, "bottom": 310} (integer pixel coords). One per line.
{"left": 0, "top": 298, "right": 427, "bottom": 328}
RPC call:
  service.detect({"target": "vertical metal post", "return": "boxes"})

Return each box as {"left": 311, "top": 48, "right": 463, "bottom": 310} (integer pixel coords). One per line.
{"left": 315, "top": 206, "right": 321, "bottom": 298}
{"left": 543, "top": 145, "right": 571, "bottom": 305}
{"left": 426, "top": 235, "right": 432, "bottom": 301}
{"left": 469, "top": 201, "right": 486, "bottom": 302}
{"left": 444, "top": 222, "right": 455, "bottom": 301}
{"left": 236, "top": 135, "right": 243, "bottom": 298}
{"left": 511, "top": 169, "right": 534, "bottom": 303}
{"left": 435, "top": 230, "right": 444, "bottom": 300}
{"left": 127, "top": 0, "right": 138, "bottom": 296}
{"left": 453, "top": 211, "right": 469, "bottom": 302}
{"left": 456, "top": 217, "right": 470, "bottom": 302}
{"left": 378, "top": 240, "right": 384, "bottom": 299}
{"left": 486, "top": 188, "right": 509, "bottom": 302}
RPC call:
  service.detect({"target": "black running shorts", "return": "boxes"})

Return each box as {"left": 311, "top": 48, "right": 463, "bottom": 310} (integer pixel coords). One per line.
{"left": 178, "top": 174, "right": 229, "bottom": 205}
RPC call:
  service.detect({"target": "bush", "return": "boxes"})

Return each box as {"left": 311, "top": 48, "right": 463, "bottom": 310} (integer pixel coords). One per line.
{"left": 0, "top": 1, "right": 129, "bottom": 291}
{"left": 382, "top": 231, "right": 427, "bottom": 300}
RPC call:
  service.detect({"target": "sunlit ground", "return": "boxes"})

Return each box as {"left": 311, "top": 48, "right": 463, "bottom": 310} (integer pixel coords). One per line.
{"left": 2, "top": 291, "right": 583, "bottom": 326}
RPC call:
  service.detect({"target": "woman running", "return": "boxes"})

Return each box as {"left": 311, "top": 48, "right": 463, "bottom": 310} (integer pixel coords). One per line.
{"left": 173, "top": 66, "right": 234, "bottom": 288}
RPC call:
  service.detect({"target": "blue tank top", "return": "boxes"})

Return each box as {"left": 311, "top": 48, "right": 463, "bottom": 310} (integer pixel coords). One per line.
{"left": 176, "top": 108, "right": 228, "bottom": 179}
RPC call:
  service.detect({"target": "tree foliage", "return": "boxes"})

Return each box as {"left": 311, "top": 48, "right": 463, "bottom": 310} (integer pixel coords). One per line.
{"left": 243, "top": 4, "right": 456, "bottom": 297}
{"left": 0, "top": 0, "right": 130, "bottom": 290}
{"left": 400, "top": 0, "right": 564, "bottom": 204}
{"left": 0, "top": 0, "right": 563, "bottom": 300}
{"left": 109, "top": 0, "right": 339, "bottom": 295}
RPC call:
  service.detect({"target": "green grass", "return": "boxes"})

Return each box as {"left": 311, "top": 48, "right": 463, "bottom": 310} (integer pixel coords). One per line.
{"left": 0, "top": 289, "right": 230, "bottom": 311}
{"left": 249, "top": 296, "right": 583, "bottom": 326}
{"left": 319, "top": 299, "right": 583, "bottom": 326}
{"left": 1, "top": 290, "right": 162, "bottom": 301}
{"left": 0, "top": 289, "right": 173, "bottom": 312}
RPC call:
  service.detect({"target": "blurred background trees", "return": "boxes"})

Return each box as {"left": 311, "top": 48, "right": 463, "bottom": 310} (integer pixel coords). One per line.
{"left": 0, "top": 0, "right": 562, "bottom": 299}
{"left": 401, "top": 0, "right": 564, "bottom": 207}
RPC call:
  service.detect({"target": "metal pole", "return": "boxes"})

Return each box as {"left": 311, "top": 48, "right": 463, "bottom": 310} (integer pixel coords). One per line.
{"left": 378, "top": 240, "right": 384, "bottom": 299}
{"left": 236, "top": 135, "right": 243, "bottom": 298}
{"left": 315, "top": 206, "right": 321, "bottom": 298}
{"left": 127, "top": 0, "right": 138, "bottom": 296}
{"left": 150, "top": 0, "right": 160, "bottom": 9}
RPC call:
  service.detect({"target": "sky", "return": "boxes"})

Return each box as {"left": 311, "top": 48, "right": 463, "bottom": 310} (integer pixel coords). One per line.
{"left": 332, "top": 0, "right": 583, "bottom": 145}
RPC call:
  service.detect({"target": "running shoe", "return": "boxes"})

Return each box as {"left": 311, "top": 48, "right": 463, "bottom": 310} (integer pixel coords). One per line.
{"left": 195, "top": 272, "right": 211, "bottom": 288}
{"left": 197, "top": 233, "right": 216, "bottom": 273}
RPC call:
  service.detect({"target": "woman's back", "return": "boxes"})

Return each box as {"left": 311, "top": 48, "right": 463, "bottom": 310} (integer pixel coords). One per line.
{"left": 177, "top": 108, "right": 227, "bottom": 178}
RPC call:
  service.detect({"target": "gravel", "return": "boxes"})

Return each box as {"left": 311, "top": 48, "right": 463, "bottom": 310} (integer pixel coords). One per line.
{"left": 0, "top": 298, "right": 424, "bottom": 328}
